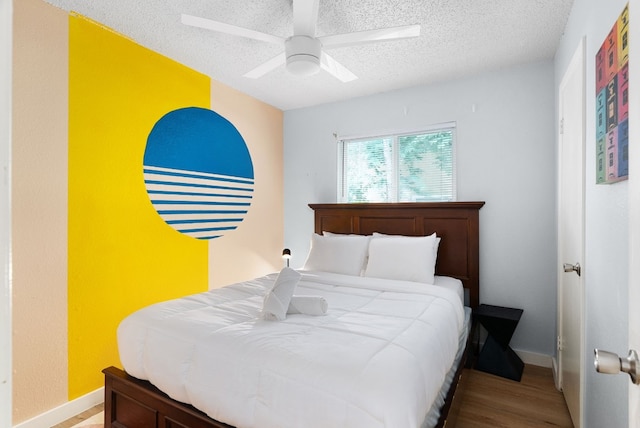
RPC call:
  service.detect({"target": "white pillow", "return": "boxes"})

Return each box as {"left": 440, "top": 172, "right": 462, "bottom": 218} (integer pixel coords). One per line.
{"left": 323, "top": 231, "right": 370, "bottom": 237}
{"left": 302, "top": 233, "right": 370, "bottom": 276}
{"left": 364, "top": 234, "right": 437, "bottom": 284}
{"left": 323, "top": 231, "right": 372, "bottom": 274}
{"left": 372, "top": 232, "right": 440, "bottom": 267}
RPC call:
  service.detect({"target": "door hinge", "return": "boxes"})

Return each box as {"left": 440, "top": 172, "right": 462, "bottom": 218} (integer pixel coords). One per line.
{"left": 560, "top": 118, "right": 564, "bottom": 135}
{"left": 557, "top": 335, "right": 564, "bottom": 351}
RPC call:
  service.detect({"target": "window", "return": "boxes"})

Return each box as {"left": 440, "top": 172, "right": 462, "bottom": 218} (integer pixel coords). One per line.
{"left": 338, "top": 124, "right": 456, "bottom": 203}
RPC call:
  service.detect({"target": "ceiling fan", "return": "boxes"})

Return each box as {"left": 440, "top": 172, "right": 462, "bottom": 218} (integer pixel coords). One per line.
{"left": 181, "top": 0, "right": 421, "bottom": 82}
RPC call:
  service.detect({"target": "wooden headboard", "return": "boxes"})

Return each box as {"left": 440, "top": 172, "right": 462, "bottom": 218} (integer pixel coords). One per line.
{"left": 309, "top": 202, "right": 485, "bottom": 308}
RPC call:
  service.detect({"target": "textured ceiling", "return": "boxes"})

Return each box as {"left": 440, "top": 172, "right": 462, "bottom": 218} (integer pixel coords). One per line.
{"left": 42, "top": 0, "right": 574, "bottom": 110}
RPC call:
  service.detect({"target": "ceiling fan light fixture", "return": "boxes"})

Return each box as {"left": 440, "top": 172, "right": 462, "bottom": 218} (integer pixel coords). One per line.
{"left": 286, "top": 55, "right": 321, "bottom": 76}
{"left": 285, "top": 35, "right": 321, "bottom": 76}
{"left": 182, "top": 4, "right": 421, "bottom": 82}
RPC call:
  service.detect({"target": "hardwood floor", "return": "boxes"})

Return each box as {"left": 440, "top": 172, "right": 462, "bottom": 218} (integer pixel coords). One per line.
{"left": 455, "top": 365, "right": 574, "bottom": 427}
{"left": 52, "top": 404, "right": 103, "bottom": 428}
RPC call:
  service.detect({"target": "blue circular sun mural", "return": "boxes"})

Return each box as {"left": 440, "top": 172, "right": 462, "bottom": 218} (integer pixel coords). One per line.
{"left": 143, "top": 107, "right": 254, "bottom": 240}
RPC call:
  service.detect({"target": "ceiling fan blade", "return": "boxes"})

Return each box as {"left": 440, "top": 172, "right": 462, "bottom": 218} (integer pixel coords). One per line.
{"left": 319, "top": 24, "right": 421, "bottom": 49}
{"left": 320, "top": 52, "right": 357, "bottom": 82}
{"left": 181, "top": 14, "right": 283, "bottom": 45}
{"left": 292, "top": 0, "right": 319, "bottom": 36}
{"left": 243, "top": 52, "right": 286, "bottom": 79}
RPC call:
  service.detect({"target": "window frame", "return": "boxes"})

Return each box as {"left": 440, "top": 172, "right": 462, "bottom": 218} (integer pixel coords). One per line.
{"left": 337, "top": 122, "right": 457, "bottom": 203}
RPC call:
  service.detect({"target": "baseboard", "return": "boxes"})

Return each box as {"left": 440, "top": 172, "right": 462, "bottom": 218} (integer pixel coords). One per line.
{"left": 13, "top": 387, "right": 103, "bottom": 428}
{"left": 515, "top": 349, "right": 553, "bottom": 368}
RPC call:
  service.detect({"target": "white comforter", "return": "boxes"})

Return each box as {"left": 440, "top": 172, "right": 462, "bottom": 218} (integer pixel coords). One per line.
{"left": 118, "top": 270, "right": 465, "bottom": 428}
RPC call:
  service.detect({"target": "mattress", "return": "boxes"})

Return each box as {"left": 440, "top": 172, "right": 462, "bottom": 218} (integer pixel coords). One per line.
{"left": 118, "top": 270, "right": 466, "bottom": 428}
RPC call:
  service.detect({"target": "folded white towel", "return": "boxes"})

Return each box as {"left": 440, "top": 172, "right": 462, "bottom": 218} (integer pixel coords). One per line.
{"left": 287, "top": 295, "right": 328, "bottom": 316}
{"left": 262, "top": 267, "right": 301, "bottom": 321}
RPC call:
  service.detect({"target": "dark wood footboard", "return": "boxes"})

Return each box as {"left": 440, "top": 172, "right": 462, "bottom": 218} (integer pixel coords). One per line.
{"left": 104, "top": 338, "right": 470, "bottom": 428}
{"left": 105, "top": 354, "right": 469, "bottom": 428}
{"left": 103, "top": 366, "right": 232, "bottom": 428}
{"left": 104, "top": 358, "right": 467, "bottom": 428}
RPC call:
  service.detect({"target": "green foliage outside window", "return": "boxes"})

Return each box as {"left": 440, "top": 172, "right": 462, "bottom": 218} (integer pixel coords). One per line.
{"left": 340, "top": 128, "right": 455, "bottom": 203}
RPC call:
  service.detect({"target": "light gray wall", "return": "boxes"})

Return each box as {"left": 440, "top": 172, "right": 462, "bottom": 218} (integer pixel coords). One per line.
{"left": 554, "top": 0, "right": 629, "bottom": 427}
{"left": 284, "top": 60, "right": 557, "bottom": 357}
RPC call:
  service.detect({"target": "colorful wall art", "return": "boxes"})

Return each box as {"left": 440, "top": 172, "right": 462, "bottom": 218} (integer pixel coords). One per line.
{"left": 595, "top": 3, "right": 629, "bottom": 184}
{"left": 144, "top": 107, "right": 254, "bottom": 240}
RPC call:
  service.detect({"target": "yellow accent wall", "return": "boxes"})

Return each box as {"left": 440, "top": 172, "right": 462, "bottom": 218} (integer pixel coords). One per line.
{"left": 12, "top": 0, "right": 283, "bottom": 422}
{"left": 67, "top": 14, "right": 210, "bottom": 399}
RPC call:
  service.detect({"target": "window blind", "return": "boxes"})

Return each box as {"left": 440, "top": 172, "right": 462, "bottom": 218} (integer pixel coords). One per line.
{"left": 338, "top": 126, "right": 456, "bottom": 203}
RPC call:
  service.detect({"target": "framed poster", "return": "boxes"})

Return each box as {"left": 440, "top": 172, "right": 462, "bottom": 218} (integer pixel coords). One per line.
{"left": 596, "top": 3, "right": 629, "bottom": 184}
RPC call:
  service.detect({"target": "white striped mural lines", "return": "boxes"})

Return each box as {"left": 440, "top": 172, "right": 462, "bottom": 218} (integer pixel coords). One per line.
{"left": 143, "top": 165, "right": 254, "bottom": 240}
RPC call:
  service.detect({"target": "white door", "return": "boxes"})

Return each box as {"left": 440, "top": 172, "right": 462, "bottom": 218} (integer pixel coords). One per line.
{"left": 629, "top": 136, "right": 640, "bottom": 427}
{"left": 557, "top": 38, "right": 585, "bottom": 428}
{"left": 628, "top": 1, "right": 640, "bottom": 424}
{"left": 628, "top": 101, "right": 640, "bottom": 426}
{"left": 593, "top": 2, "right": 640, "bottom": 421}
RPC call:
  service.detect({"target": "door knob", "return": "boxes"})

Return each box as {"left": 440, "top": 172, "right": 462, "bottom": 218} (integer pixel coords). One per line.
{"left": 563, "top": 262, "right": 581, "bottom": 276}
{"left": 594, "top": 349, "right": 639, "bottom": 385}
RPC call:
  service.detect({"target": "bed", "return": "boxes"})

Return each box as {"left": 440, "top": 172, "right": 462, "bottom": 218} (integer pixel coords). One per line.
{"left": 103, "top": 201, "right": 484, "bottom": 428}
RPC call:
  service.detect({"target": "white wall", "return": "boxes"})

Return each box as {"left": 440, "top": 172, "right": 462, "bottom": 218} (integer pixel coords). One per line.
{"left": 1, "top": 0, "right": 11, "bottom": 426}
{"left": 284, "top": 60, "right": 557, "bottom": 357}
{"left": 554, "top": 0, "right": 629, "bottom": 427}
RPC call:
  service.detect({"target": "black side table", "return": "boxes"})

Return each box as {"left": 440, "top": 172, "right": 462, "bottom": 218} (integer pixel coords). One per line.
{"left": 474, "top": 304, "right": 524, "bottom": 381}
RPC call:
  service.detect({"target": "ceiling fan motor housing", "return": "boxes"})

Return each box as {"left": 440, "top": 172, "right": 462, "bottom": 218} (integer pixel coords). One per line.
{"left": 285, "top": 35, "right": 322, "bottom": 76}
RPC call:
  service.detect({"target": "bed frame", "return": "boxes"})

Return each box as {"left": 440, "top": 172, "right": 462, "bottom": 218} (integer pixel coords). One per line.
{"left": 310, "top": 202, "right": 483, "bottom": 308}
{"left": 103, "top": 202, "right": 484, "bottom": 428}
